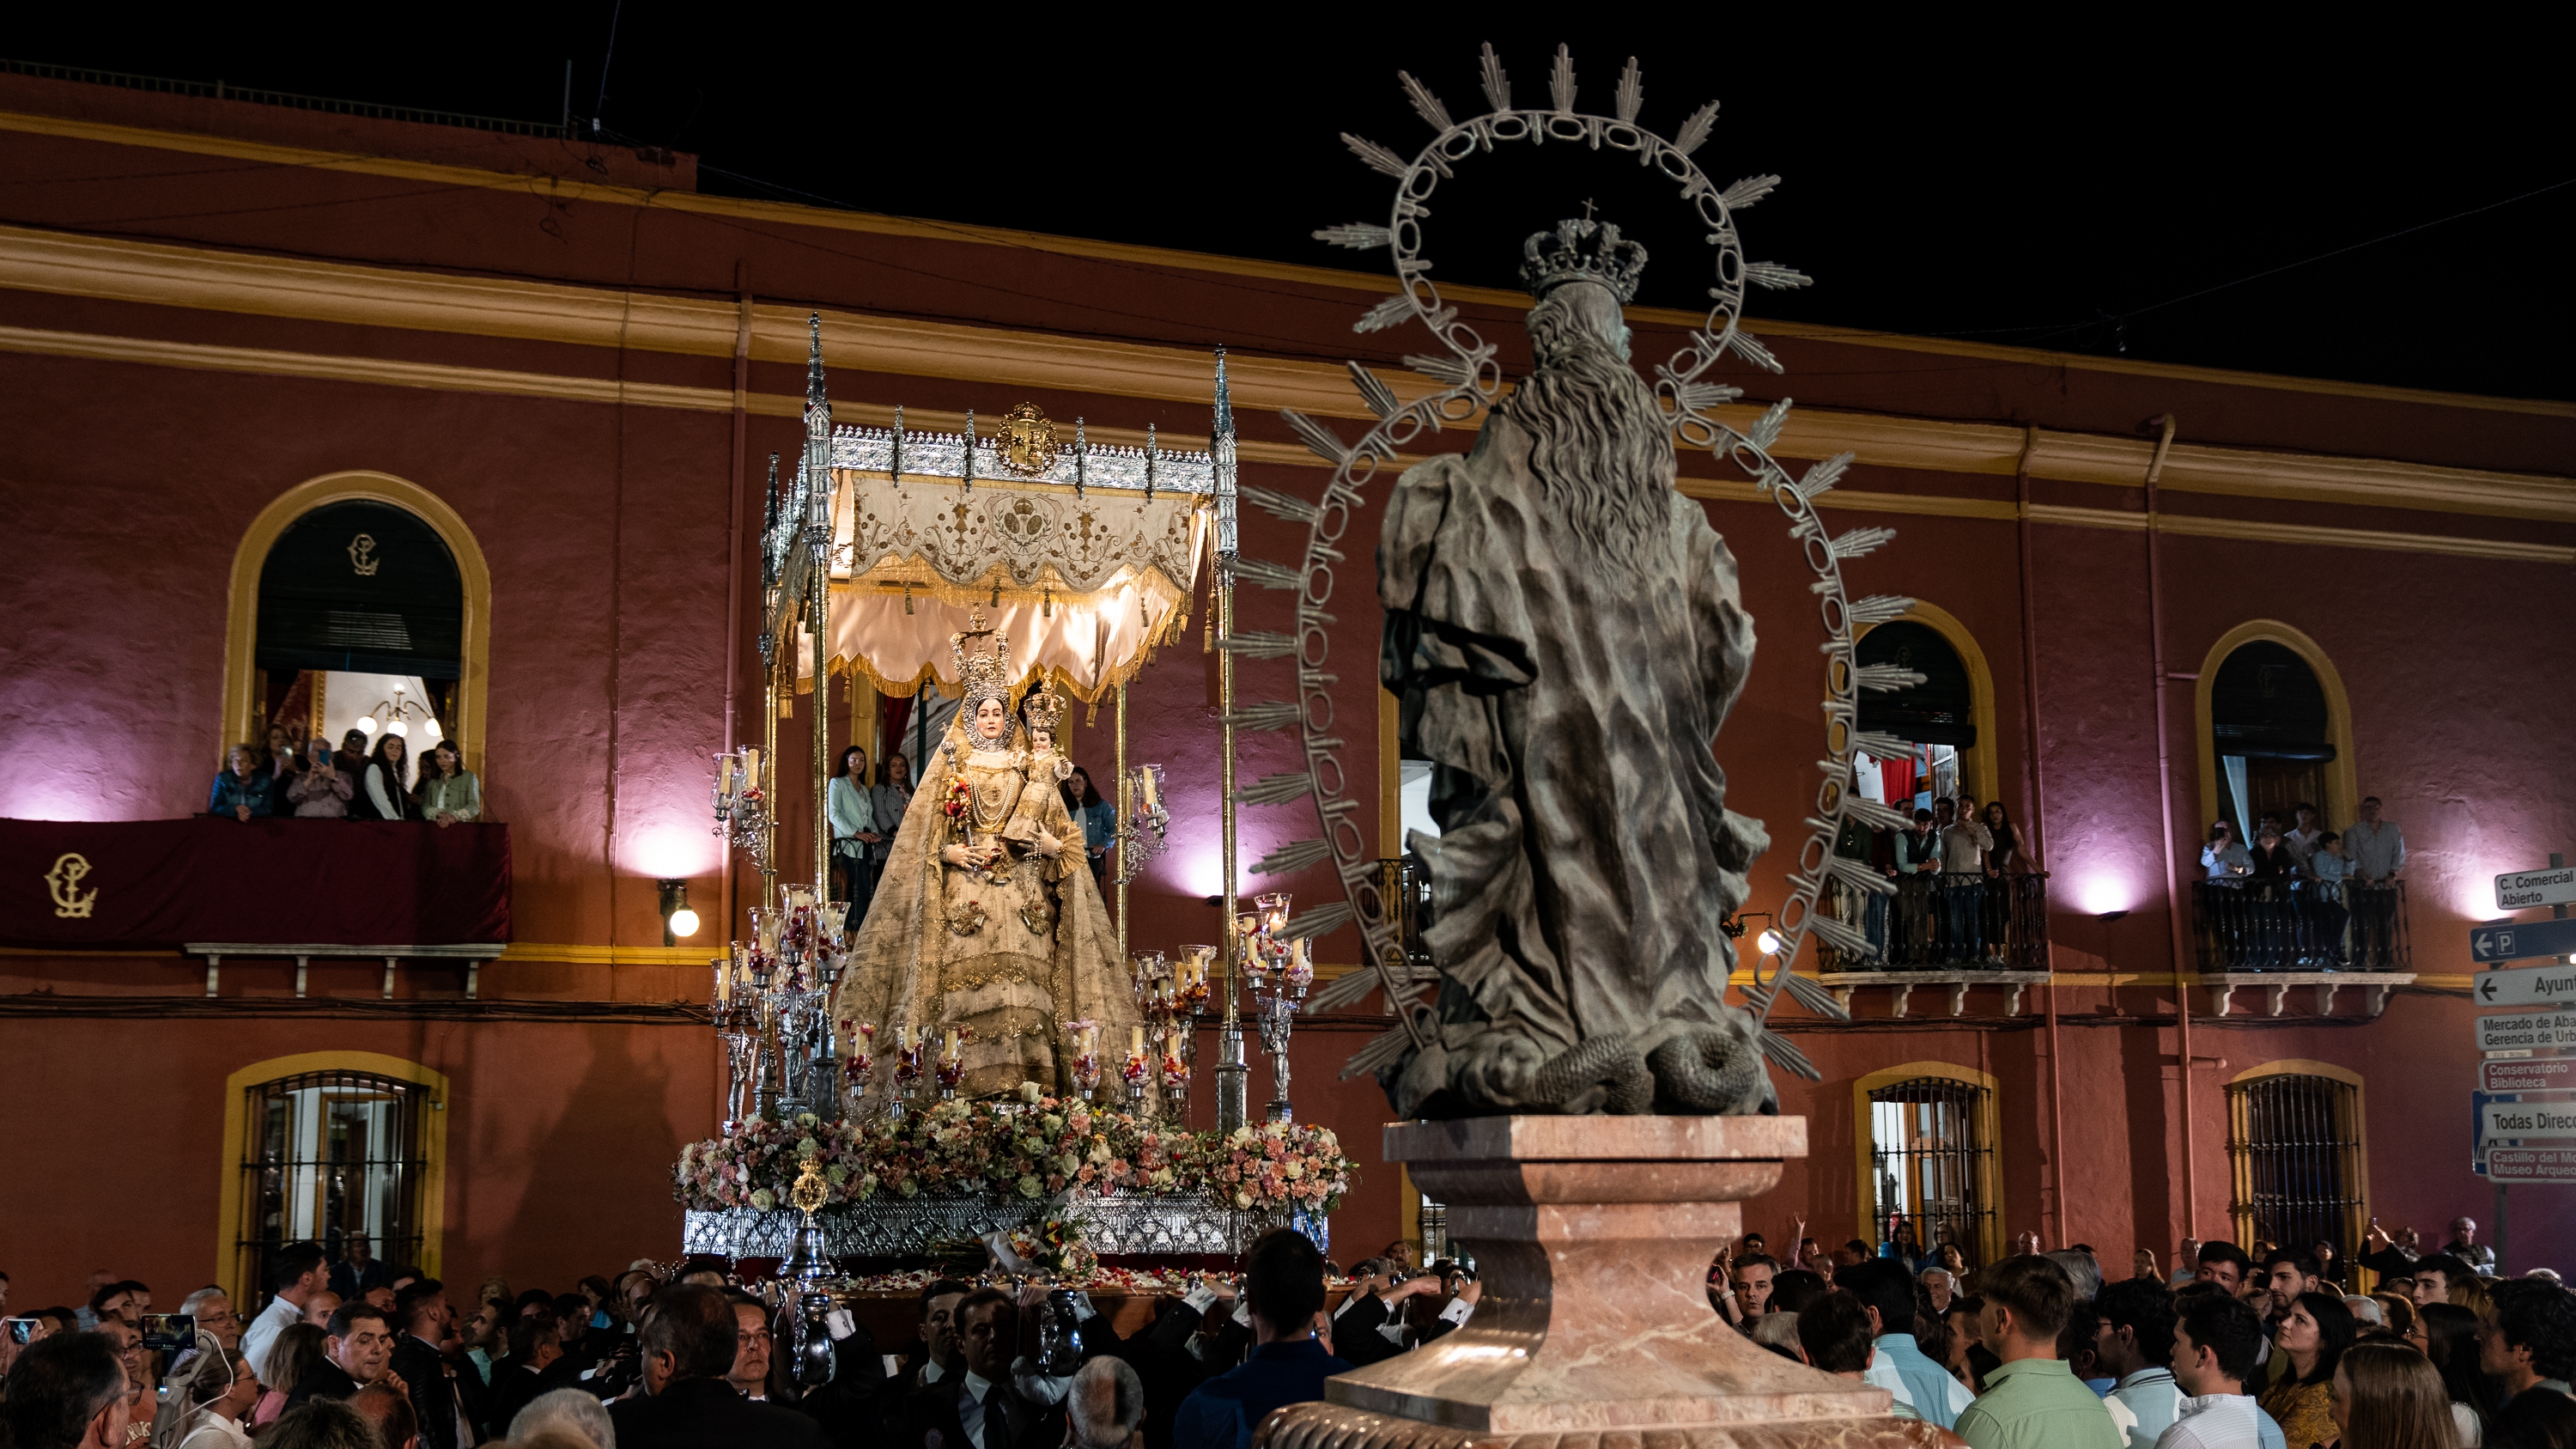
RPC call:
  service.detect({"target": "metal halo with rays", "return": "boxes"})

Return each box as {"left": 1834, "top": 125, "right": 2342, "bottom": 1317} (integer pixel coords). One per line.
{"left": 1233, "top": 42, "right": 1923, "bottom": 1086}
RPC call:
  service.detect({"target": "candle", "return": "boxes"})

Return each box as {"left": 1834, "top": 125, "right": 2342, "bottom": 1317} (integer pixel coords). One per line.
{"left": 1139, "top": 767, "right": 1160, "bottom": 812}
{"left": 743, "top": 746, "right": 761, "bottom": 783}
{"left": 1131, "top": 1025, "right": 1145, "bottom": 1055}
{"left": 714, "top": 959, "right": 730, "bottom": 1002}
{"left": 945, "top": 1027, "right": 961, "bottom": 1059}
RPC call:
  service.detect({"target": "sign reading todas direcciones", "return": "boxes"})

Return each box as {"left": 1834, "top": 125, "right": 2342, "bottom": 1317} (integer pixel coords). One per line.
{"left": 2480, "top": 1095, "right": 2576, "bottom": 1142}
{"left": 2478, "top": 1014, "right": 2576, "bottom": 1053}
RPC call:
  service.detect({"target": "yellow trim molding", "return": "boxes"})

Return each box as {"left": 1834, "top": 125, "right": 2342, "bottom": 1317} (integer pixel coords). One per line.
{"left": 1859, "top": 600, "right": 2001, "bottom": 807}
{"left": 2190, "top": 620, "right": 2360, "bottom": 835}
{"left": 2222, "top": 1059, "right": 2370, "bottom": 1257}
{"left": 221, "top": 472, "right": 491, "bottom": 773}
{"left": 496, "top": 941, "right": 719, "bottom": 966}
{"left": 1850, "top": 1060, "right": 2007, "bottom": 1268}
{"left": 4, "top": 112, "right": 2570, "bottom": 419}
{"left": 2, "top": 224, "right": 2570, "bottom": 523}
{"left": 215, "top": 1050, "right": 448, "bottom": 1302}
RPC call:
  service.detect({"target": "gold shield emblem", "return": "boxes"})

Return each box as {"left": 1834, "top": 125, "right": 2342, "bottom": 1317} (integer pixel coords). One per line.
{"left": 46, "top": 852, "right": 98, "bottom": 918}
{"left": 994, "top": 402, "right": 1060, "bottom": 478}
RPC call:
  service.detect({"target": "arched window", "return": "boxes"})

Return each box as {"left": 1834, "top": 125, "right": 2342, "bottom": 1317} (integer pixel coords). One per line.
{"left": 234, "top": 1067, "right": 433, "bottom": 1299}
{"left": 2227, "top": 1063, "right": 2366, "bottom": 1261}
{"left": 2192, "top": 621, "right": 2357, "bottom": 837}
{"left": 222, "top": 473, "right": 490, "bottom": 774}
{"left": 2209, "top": 641, "right": 2332, "bottom": 835}
{"left": 1854, "top": 1062, "right": 2004, "bottom": 1268}
{"left": 255, "top": 500, "right": 464, "bottom": 751}
{"left": 1854, "top": 604, "right": 1996, "bottom": 810}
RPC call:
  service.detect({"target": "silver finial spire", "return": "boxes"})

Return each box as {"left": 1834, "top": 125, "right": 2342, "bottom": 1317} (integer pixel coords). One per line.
{"left": 1212, "top": 348, "right": 1237, "bottom": 567}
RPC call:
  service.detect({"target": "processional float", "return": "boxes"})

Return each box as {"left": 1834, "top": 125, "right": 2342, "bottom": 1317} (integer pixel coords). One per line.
{"left": 677, "top": 325, "right": 1347, "bottom": 1312}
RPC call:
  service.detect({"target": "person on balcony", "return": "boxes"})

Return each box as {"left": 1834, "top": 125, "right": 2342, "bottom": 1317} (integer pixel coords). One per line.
{"left": 208, "top": 745, "right": 274, "bottom": 821}
{"left": 289, "top": 739, "right": 353, "bottom": 819}
{"left": 871, "top": 753, "right": 914, "bottom": 883}
{"left": 2344, "top": 796, "right": 2406, "bottom": 971}
{"left": 1938, "top": 796, "right": 1992, "bottom": 966}
{"left": 1982, "top": 801, "right": 2034, "bottom": 966}
{"left": 413, "top": 741, "right": 481, "bottom": 827}
{"left": 332, "top": 729, "right": 371, "bottom": 781}
{"left": 260, "top": 721, "right": 306, "bottom": 815}
{"left": 359, "top": 734, "right": 416, "bottom": 821}
{"left": 1893, "top": 807, "right": 1941, "bottom": 966}
{"left": 2245, "top": 822, "right": 2300, "bottom": 970}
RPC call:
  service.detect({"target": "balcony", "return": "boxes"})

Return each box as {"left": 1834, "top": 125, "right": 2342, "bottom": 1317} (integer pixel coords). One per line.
{"left": 2190, "top": 879, "right": 2413, "bottom": 1018}
{"left": 1818, "top": 874, "right": 2054, "bottom": 1017}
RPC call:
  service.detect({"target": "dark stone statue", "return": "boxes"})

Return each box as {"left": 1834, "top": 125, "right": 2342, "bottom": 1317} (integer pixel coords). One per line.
{"left": 1377, "top": 220, "right": 1774, "bottom": 1118}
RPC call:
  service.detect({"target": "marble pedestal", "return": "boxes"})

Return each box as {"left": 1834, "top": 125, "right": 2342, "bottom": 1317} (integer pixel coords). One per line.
{"left": 1260, "top": 1116, "right": 1959, "bottom": 1449}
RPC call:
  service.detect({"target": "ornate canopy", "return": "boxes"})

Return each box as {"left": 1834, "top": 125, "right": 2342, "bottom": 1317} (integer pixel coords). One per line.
{"left": 795, "top": 420, "right": 1212, "bottom": 702}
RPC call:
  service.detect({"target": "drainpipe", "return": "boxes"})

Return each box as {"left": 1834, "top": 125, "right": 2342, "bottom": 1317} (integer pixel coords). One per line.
{"left": 2017, "top": 427, "right": 2071, "bottom": 1247}
{"left": 2141, "top": 412, "right": 2195, "bottom": 1239}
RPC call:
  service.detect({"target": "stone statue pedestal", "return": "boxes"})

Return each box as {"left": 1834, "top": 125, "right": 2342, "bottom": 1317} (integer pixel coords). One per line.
{"left": 1261, "top": 1116, "right": 1959, "bottom": 1449}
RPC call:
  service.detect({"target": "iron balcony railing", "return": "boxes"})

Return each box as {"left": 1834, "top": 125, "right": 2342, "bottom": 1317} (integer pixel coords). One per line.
{"left": 1825, "top": 872, "right": 2051, "bottom": 970}
{"left": 2191, "top": 879, "right": 2408, "bottom": 973}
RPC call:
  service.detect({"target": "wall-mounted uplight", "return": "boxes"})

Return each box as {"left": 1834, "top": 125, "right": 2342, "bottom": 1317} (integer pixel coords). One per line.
{"left": 657, "top": 879, "right": 700, "bottom": 946}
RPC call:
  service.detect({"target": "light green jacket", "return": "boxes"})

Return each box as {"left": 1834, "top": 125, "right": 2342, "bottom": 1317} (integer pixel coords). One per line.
{"left": 1953, "top": 1357, "right": 2125, "bottom": 1449}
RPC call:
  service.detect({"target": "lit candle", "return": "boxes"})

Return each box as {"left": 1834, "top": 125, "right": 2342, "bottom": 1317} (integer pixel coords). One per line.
{"left": 1139, "top": 767, "right": 1160, "bottom": 812}
{"left": 714, "top": 959, "right": 730, "bottom": 1002}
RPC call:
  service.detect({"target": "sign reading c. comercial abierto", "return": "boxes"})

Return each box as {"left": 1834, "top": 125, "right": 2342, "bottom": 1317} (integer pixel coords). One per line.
{"left": 2498, "top": 864, "right": 2576, "bottom": 912}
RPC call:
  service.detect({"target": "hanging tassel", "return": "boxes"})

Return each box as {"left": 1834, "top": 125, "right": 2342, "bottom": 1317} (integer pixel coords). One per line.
{"left": 903, "top": 583, "right": 914, "bottom": 616}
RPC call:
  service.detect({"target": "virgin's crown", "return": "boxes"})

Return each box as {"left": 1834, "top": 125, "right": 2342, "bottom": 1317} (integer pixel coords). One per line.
{"left": 1520, "top": 218, "right": 1649, "bottom": 303}
{"left": 951, "top": 613, "right": 1013, "bottom": 711}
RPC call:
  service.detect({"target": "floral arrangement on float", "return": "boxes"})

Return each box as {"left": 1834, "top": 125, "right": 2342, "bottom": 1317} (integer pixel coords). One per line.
{"left": 671, "top": 1099, "right": 1352, "bottom": 1218}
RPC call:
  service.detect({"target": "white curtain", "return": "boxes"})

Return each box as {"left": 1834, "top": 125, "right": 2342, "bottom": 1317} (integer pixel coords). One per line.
{"left": 2222, "top": 754, "right": 2251, "bottom": 832}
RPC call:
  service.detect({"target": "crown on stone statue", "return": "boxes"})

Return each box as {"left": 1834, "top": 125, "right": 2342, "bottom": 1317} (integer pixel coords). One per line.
{"left": 1519, "top": 217, "right": 1649, "bottom": 303}
{"left": 1021, "top": 683, "right": 1066, "bottom": 737}
{"left": 952, "top": 612, "right": 1014, "bottom": 714}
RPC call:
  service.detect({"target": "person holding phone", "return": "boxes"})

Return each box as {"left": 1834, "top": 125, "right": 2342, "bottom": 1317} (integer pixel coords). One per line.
{"left": 290, "top": 739, "right": 353, "bottom": 819}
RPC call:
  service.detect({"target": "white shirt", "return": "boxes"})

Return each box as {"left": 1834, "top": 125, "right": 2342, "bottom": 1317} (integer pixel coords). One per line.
{"left": 2155, "top": 1392, "right": 2267, "bottom": 1449}
{"left": 176, "top": 1416, "right": 254, "bottom": 1449}
{"left": 958, "top": 1368, "right": 996, "bottom": 1449}
{"left": 241, "top": 1296, "right": 302, "bottom": 1382}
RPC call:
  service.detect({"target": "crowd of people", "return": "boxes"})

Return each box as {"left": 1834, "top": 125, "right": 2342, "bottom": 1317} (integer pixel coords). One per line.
{"left": 204, "top": 725, "right": 481, "bottom": 826}
{"left": 11, "top": 1211, "right": 2566, "bottom": 1449}
{"left": 2197, "top": 797, "right": 2408, "bottom": 971}
{"left": 824, "top": 743, "right": 1118, "bottom": 930}
{"left": 1709, "top": 1215, "right": 2573, "bottom": 1448}
{"left": 0, "top": 1225, "right": 1490, "bottom": 1449}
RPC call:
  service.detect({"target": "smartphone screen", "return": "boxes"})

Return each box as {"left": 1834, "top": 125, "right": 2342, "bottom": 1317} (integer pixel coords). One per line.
{"left": 6, "top": 1317, "right": 43, "bottom": 1345}
{"left": 137, "top": 1313, "right": 197, "bottom": 1354}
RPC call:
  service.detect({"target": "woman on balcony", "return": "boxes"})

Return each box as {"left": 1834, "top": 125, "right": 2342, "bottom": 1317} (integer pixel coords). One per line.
{"left": 359, "top": 734, "right": 415, "bottom": 820}
{"left": 207, "top": 745, "right": 272, "bottom": 821}
{"left": 413, "top": 740, "right": 481, "bottom": 827}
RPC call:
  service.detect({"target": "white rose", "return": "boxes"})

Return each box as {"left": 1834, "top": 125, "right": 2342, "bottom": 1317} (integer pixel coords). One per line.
{"left": 749, "top": 1188, "right": 777, "bottom": 1212}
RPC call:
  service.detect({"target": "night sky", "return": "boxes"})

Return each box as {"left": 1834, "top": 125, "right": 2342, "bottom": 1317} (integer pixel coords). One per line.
{"left": 7, "top": 14, "right": 2569, "bottom": 401}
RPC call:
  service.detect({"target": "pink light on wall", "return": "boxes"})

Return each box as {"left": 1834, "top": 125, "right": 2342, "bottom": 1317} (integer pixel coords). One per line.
{"left": 2073, "top": 872, "right": 2138, "bottom": 917}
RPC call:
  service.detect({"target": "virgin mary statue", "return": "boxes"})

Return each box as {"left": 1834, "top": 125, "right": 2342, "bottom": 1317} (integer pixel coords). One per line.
{"left": 833, "top": 621, "right": 1139, "bottom": 1101}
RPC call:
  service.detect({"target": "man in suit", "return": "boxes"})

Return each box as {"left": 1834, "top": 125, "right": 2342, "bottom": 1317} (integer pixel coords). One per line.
{"left": 388, "top": 1278, "right": 477, "bottom": 1449}
{"left": 289, "top": 1301, "right": 405, "bottom": 1410}
{"left": 331, "top": 1236, "right": 394, "bottom": 1304}
{"left": 1170, "top": 1230, "right": 1350, "bottom": 1449}
{"left": 606, "top": 1283, "right": 824, "bottom": 1449}
{"left": 894, "top": 1288, "right": 1058, "bottom": 1449}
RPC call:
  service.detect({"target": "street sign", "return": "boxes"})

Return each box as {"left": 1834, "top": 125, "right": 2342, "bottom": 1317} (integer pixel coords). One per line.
{"left": 2484, "top": 1147, "right": 2576, "bottom": 1184}
{"left": 2479, "top": 1013, "right": 2576, "bottom": 1052}
{"left": 2498, "top": 865, "right": 2576, "bottom": 911}
{"left": 2470, "top": 916, "right": 2576, "bottom": 964}
{"left": 2481, "top": 1096, "right": 2576, "bottom": 1142}
{"left": 2485, "top": 1056, "right": 2576, "bottom": 1092}
{"left": 2476, "top": 963, "right": 2576, "bottom": 1009}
